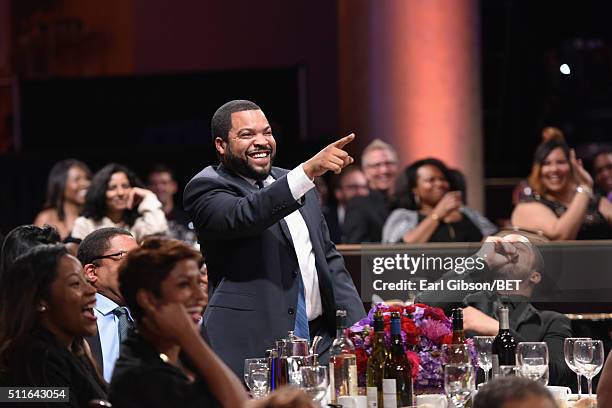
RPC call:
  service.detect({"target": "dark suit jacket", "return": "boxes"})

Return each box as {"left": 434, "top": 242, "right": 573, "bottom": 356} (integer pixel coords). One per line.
{"left": 323, "top": 204, "right": 342, "bottom": 244}
{"left": 86, "top": 331, "right": 104, "bottom": 377}
{"left": 343, "top": 189, "right": 391, "bottom": 243}
{"left": 183, "top": 165, "right": 365, "bottom": 377}
{"left": 416, "top": 266, "right": 574, "bottom": 387}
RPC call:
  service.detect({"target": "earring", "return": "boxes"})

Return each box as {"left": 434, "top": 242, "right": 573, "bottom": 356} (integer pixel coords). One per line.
{"left": 38, "top": 306, "right": 47, "bottom": 312}
{"left": 414, "top": 194, "right": 421, "bottom": 207}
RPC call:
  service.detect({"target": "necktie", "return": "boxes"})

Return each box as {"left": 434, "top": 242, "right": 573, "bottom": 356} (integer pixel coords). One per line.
{"left": 294, "top": 272, "right": 310, "bottom": 340}
{"left": 255, "top": 180, "right": 265, "bottom": 189}
{"left": 113, "top": 307, "right": 131, "bottom": 342}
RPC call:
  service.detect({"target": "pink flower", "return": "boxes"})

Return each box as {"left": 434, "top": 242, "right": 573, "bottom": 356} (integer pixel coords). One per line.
{"left": 420, "top": 318, "right": 451, "bottom": 342}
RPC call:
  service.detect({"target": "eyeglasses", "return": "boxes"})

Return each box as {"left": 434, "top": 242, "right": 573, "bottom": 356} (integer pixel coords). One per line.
{"left": 364, "top": 160, "right": 398, "bottom": 169}
{"left": 91, "top": 251, "right": 129, "bottom": 263}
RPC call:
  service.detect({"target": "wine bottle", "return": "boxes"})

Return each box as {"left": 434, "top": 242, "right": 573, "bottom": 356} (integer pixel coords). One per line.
{"left": 492, "top": 306, "right": 516, "bottom": 373}
{"left": 451, "top": 308, "right": 466, "bottom": 344}
{"left": 366, "top": 310, "right": 387, "bottom": 408}
{"left": 330, "top": 309, "right": 358, "bottom": 402}
{"left": 383, "top": 312, "right": 413, "bottom": 408}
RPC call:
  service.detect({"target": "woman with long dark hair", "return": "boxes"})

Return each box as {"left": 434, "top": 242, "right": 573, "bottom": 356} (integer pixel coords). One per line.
{"left": 34, "top": 159, "right": 91, "bottom": 239}
{"left": 71, "top": 163, "right": 168, "bottom": 242}
{"left": 0, "top": 244, "right": 107, "bottom": 406}
{"left": 382, "top": 158, "right": 496, "bottom": 243}
{"left": 511, "top": 128, "right": 612, "bottom": 240}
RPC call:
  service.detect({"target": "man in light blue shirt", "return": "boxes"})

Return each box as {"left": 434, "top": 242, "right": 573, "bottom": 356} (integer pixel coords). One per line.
{"left": 77, "top": 227, "right": 139, "bottom": 382}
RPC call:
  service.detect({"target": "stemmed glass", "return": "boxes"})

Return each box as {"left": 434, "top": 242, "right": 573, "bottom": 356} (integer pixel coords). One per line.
{"left": 442, "top": 344, "right": 470, "bottom": 365}
{"left": 564, "top": 337, "right": 590, "bottom": 397}
{"left": 444, "top": 364, "right": 475, "bottom": 408}
{"left": 516, "top": 342, "right": 549, "bottom": 385}
{"left": 474, "top": 336, "right": 495, "bottom": 383}
{"left": 300, "top": 365, "right": 328, "bottom": 405}
{"left": 244, "top": 358, "right": 269, "bottom": 399}
{"left": 573, "top": 339, "right": 604, "bottom": 405}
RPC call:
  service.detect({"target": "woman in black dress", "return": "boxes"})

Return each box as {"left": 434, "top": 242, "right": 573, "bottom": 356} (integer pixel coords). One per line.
{"left": 0, "top": 244, "right": 107, "bottom": 407}
{"left": 512, "top": 128, "right": 612, "bottom": 240}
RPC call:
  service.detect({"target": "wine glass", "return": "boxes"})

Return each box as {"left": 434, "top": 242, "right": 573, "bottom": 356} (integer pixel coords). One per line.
{"left": 442, "top": 344, "right": 470, "bottom": 365}
{"left": 244, "top": 358, "right": 269, "bottom": 399}
{"left": 474, "top": 336, "right": 495, "bottom": 383}
{"left": 516, "top": 342, "right": 549, "bottom": 385}
{"left": 300, "top": 365, "right": 328, "bottom": 404}
{"left": 444, "top": 364, "right": 475, "bottom": 408}
{"left": 564, "top": 337, "right": 590, "bottom": 397}
{"left": 573, "top": 339, "right": 604, "bottom": 404}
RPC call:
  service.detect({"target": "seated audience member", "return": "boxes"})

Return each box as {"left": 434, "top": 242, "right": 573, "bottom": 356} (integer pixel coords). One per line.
{"left": 591, "top": 147, "right": 612, "bottom": 201}
{"left": 77, "top": 227, "right": 139, "bottom": 382}
{"left": 34, "top": 159, "right": 92, "bottom": 240}
{"left": 0, "top": 224, "right": 60, "bottom": 280}
{"left": 417, "top": 234, "right": 573, "bottom": 387}
{"left": 110, "top": 240, "right": 313, "bottom": 408}
{"left": 148, "top": 164, "right": 193, "bottom": 240}
{"left": 598, "top": 352, "right": 612, "bottom": 408}
{"left": 511, "top": 128, "right": 612, "bottom": 240}
{"left": 383, "top": 158, "right": 497, "bottom": 243}
{"left": 344, "top": 139, "right": 399, "bottom": 243}
{"left": 323, "top": 165, "right": 369, "bottom": 243}
{"left": 72, "top": 163, "right": 168, "bottom": 242}
{"left": 0, "top": 245, "right": 107, "bottom": 406}
{"left": 474, "top": 377, "right": 556, "bottom": 408}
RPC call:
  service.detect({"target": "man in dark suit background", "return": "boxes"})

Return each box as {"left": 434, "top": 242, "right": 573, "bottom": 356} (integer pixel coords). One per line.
{"left": 77, "top": 227, "right": 138, "bottom": 382}
{"left": 183, "top": 100, "right": 366, "bottom": 377}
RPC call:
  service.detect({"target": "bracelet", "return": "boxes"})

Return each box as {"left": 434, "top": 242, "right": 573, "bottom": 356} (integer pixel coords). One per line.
{"left": 576, "top": 185, "right": 594, "bottom": 199}
{"left": 430, "top": 213, "right": 440, "bottom": 222}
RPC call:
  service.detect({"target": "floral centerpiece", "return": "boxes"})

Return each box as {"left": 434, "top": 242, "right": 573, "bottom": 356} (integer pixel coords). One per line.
{"left": 347, "top": 303, "right": 478, "bottom": 393}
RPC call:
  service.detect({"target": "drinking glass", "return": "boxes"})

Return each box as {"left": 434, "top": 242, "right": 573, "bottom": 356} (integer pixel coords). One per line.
{"left": 444, "top": 364, "right": 475, "bottom": 408}
{"left": 564, "top": 337, "right": 590, "bottom": 397}
{"left": 442, "top": 344, "right": 470, "bottom": 365}
{"left": 300, "top": 365, "right": 329, "bottom": 404}
{"left": 497, "top": 365, "right": 520, "bottom": 377}
{"left": 244, "top": 358, "right": 269, "bottom": 399}
{"left": 473, "top": 336, "right": 495, "bottom": 383}
{"left": 573, "top": 339, "right": 604, "bottom": 403}
{"left": 516, "top": 342, "right": 549, "bottom": 385}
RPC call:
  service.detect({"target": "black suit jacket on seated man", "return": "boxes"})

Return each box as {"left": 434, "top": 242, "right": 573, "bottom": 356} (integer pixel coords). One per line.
{"left": 184, "top": 164, "right": 365, "bottom": 377}
{"left": 416, "top": 256, "right": 574, "bottom": 388}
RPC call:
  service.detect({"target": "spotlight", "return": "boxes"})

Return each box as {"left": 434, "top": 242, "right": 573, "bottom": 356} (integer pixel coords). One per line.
{"left": 560, "top": 64, "right": 571, "bottom": 75}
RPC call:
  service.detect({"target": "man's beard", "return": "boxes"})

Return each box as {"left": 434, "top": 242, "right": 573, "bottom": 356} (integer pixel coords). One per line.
{"left": 223, "top": 147, "right": 274, "bottom": 181}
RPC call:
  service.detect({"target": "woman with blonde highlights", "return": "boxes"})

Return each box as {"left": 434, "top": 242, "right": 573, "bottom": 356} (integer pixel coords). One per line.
{"left": 511, "top": 128, "right": 612, "bottom": 240}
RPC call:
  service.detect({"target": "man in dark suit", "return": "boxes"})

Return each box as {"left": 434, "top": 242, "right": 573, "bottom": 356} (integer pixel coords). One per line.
{"left": 344, "top": 139, "right": 399, "bottom": 243}
{"left": 416, "top": 234, "right": 574, "bottom": 387}
{"left": 183, "top": 100, "right": 366, "bottom": 377}
{"left": 77, "top": 227, "right": 139, "bottom": 382}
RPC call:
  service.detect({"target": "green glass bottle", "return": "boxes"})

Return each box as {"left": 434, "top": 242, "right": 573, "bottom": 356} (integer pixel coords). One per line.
{"left": 383, "top": 312, "right": 413, "bottom": 407}
{"left": 366, "top": 310, "right": 387, "bottom": 408}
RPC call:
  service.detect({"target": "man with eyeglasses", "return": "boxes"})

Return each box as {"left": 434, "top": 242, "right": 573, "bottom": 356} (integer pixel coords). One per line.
{"left": 77, "top": 227, "right": 139, "bottom": 382}
{"left": 344, "top": 139, "right": 399, "bottom": 243}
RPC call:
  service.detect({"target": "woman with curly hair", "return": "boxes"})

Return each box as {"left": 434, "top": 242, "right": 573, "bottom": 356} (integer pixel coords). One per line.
{"left": 511, "top": 128, "right": 612, "bottom": 240}
{"left": 71, "top": 163, "right": 168, "bottom": 242}
{"left": 34, "top": 159, "right": 91, "bottom": 239}
{"left": 382, "top": 158, "right": 496, "bottom": 243}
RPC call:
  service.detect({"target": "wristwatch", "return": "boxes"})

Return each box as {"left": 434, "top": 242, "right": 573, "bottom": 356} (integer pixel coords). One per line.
{"left": 576, "top": 185, "right": 594, "bottom": 199}
{"left": 430, "top": 213, "right": 440, "bottom": 221}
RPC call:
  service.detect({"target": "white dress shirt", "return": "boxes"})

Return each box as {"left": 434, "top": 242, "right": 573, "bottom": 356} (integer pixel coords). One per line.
{"left": 94, "top": 293, "right": 133, "bottom": 382}
{"left": 247, "top": 165, "right": 322, "bottom": 320}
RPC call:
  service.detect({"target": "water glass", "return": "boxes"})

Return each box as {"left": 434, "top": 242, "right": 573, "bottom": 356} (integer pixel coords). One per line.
{"left": 244, "top": 358, "right": 269, "bottom": 399}
{"left": 300, "top": 365, "right": 328, "bottom": 403}
{"left": 516, "top": 342, "right": 549, "bottom": 385}
{"left": 473, "top": 336, "right": 495, "bottom": 383}
{"left": 564, "top": 337, "right": 590, "bottom": 396}
{"left": 444, "top": 364, "right": 475, "bottom": 408}
{"left": 573, "top": 339, "right": 604, "bottom": 403}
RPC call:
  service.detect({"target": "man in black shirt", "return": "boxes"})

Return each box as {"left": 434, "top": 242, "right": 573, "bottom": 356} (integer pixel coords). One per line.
{"left": 417, "top": 234, "right": 574, "bottom": 388}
